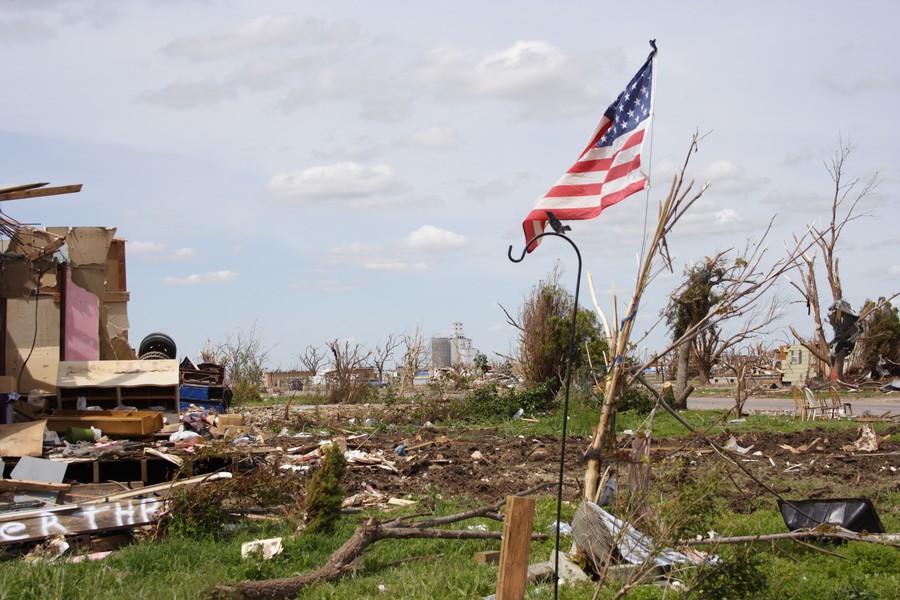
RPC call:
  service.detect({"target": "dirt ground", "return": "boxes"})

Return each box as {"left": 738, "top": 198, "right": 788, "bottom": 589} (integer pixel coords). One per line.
{"left": 246, "top": 405, "right": 900, "bottom": 514}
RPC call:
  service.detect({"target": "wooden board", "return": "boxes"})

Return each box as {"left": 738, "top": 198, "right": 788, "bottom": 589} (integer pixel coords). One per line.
{"left": 496, "top": 496, "right": 536, "bottom": 600}
{"left": 0, "top": 420, "right": 47, "bottom": 457}
{"left": 0, "top": 498, "right": 163, "bottom": 545}
{"left": 0, "top": 184, "right": 82, "bottom": 202}
{"left": 45, "top": 410, "right": 163, "bottom": 436}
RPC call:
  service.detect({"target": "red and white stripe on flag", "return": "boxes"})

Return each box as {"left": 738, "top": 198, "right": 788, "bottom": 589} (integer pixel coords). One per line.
{"left": 522, "top": 45, "right": 655, "bottom": 252}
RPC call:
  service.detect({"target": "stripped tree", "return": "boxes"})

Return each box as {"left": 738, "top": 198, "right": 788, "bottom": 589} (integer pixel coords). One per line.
{"left": 786, "top": 140, "right": 883, "bottom": 382}
{"left": 582, "top": 133, "right": 812, "bottom": 503}
{"left": 399, "top": 324, "right": 429, "bottom": 394}
{"left": 326, "top": 339, "right": 372, "bottom": 403}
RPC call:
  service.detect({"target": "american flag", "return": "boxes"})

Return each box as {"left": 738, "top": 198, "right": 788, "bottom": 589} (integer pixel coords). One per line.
{"left": 523, "top": 43, "right": 657, "bottom": 252}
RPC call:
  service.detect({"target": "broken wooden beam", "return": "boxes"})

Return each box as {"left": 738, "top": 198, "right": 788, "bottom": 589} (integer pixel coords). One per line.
{"left": 496, "top": 495, "right": 536, "bottom": 600}
{"left": 0, "top": 479, "right": 71, "bottom": 493}
{"left": 80, "top": 471, "right": 232, "bottom": 504}
{"left": 0, "top": 184, "right": 83, "bottom": 202}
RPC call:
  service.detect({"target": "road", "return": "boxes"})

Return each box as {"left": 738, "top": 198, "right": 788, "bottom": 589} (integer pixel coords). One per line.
{"left": 688, "top": 393, "right": 900, "bottom": 417}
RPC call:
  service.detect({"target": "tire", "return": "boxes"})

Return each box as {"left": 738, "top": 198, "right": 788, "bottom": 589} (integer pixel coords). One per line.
{"left": 139, "top": 332, "right": 177, "bottom": 359}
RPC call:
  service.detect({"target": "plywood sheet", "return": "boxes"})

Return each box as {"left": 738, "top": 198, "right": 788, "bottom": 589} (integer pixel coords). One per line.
{"left": 63, "top": 269, "right": 100, "bottom": 361}
{"left": 0, "top": 420, "right": 47, "bottom": 457}
{"left": 5, "top": 297, "right": 60, "bottom": 392}
{"left": 57, "top": 360, "right": 179, "bottom": 388}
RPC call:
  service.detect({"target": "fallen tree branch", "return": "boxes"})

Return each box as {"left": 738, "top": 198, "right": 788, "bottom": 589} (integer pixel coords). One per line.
{"left": 681, "top": 527, "right": 900, "bottom": 548}
{"left": 210, "top": 487, "right": 552, "bottom": 600}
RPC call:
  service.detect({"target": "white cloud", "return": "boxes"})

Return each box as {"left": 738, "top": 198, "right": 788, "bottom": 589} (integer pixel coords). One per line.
{"left": 0, "top": 18, "right": 55, "bottom": 43}
{"left": 227, "top": 56, "right": 311, "bottom": 90}
{"left": 163, "top": 270, "right": 238, "bottom": 286}
{"left": 312, "top": 135, "right": 382, "bottom": 161}
{"left": 136, "top": 246, "right": 199, "bottom": 262}
{"left": 414, "top": 40, "right": 604, "bottom": 119}
{"left": 324, "top": 225, "right": 466, "bottom": 271}
{"left": 279, "top": 60, "right": 390, "bottom": 110}
{"left": 164, "top": 15, "right": 360, "bottom": 60}
{"left": 127, "top": 240, "right": 165, "bottom": 255}
{"left": 267, "top": 162, "right": 407, "bottom": 201}
{"left": 325, "top": 242, "right": 431, "bottom": 272}
{"left": 675, "top": 205, "right": 744, "bottom": 236}
{"left": 397, "top": 124, "right": 459, "bottom": 151}
{"left": 467, "top": 172, "right": 531, "bottom": 198}
{"left": 121, "top": 208, "right": 174, "bottom": 225}
{"left": 761, "top": 189, "right": 830, "bottom": 213}
{"left": 603, "top": 198, "right": 746, "bottom": 240}
{"left": 167, "top": 247, "right": 198, "bottom": 261}
{"left": 888, "top": 265, "right": 900, "bottom": 277}
{"left": 364, "top": 259, "right": 429, "bottom": 271}
{"left": 138, "top": 79, "right": 237, "bottom": 110}
{"left": 819, "top": 71, "right": 900, "bottom": 95}
{"left": 402, "top": 225, "right": 468, "bottom": 252}
{"left": 359, "top": 96, "right": 414, "bottom": 122}
{"left": 288, "top": 279, "right": 360, "bottom": 293}
{"left": 783, "top": 148, "right": 816, "bottom": 167}
{"left": 696, "top": 160, "right": 767, "bottom": 194}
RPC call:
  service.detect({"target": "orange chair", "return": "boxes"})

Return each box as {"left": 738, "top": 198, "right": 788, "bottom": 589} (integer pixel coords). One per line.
{"left": 791, "top": 387, "right": 808, "bottom": 420}
{"left": 828, "top": 387, "right": 853, "bottom": 418}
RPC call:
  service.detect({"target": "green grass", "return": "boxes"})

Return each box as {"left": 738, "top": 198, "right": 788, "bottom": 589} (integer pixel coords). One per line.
{"left": 497, "top": 400, "right": 891, "bottom": 440}
{"left": 1, "top": 489, "right": 898, "bottom": 600}
{"left": 1, "top": 403, "right": 898, "bottom": 599}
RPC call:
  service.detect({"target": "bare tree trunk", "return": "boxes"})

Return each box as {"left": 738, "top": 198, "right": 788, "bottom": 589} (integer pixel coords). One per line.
{"left": 210, "top": 486, "right": 551, "bottom": 600}
{"left": 695, "top": 354, "right": 711, "bottom": 385}
{"left": 674, "top": 343, "right": 690, "bottom": 408}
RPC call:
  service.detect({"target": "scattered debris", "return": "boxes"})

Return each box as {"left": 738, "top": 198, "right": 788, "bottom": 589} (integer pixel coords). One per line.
{"left": 725, "top": 436, "right": 754, "bottom": 454}
{"left": 842, "top": 424, "right": 879, "bottom": 452}
{"left": 241, "top": 537, "right": 283, "bottom": 560}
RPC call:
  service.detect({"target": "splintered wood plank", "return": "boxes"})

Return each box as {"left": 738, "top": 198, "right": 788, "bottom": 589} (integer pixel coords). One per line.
{"left": 0, "top": 183, "right": 49, "bottom": 194}
{"left": 0, "top": 184, "right": 82, "bottom": 201}
{"left": 496, "top": 495, "right": 535, "bottom": 600}
{"left": 0, "top": 421, "right": 48, "bottom": 457}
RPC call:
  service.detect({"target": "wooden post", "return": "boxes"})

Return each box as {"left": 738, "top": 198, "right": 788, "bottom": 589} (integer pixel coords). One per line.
{"left": 496, "top": 495, "right": 535, "bottom": 600}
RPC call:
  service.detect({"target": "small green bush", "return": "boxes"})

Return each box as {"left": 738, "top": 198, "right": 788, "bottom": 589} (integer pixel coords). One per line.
{"left": 617, "top": 384, "right": 656, "bottom": 414}
{"left": 686, "top": 544, "right": 767, "bottom": 599}
{"left": 163, "top": 480, "right": 231, "bottom": 539}
{"left": 303, "top": 442, "right": 348, "bottom": 533}
{"left": 449, "top": 381, "right": 556, "bottom": 423}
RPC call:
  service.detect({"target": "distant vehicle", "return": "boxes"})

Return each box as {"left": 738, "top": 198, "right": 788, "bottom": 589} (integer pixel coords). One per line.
{"left": 366, "top": 379, "right": 388, "bottom": 388}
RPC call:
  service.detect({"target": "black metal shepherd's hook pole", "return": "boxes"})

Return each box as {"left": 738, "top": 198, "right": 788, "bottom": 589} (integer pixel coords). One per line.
{"left": 508, "top": 232, "right": 582, "bottom": 600}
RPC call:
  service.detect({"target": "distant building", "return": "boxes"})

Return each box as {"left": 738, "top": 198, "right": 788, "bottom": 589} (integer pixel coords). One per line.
{"left": 778, "top": 344, "right": 825, "bottom": 387}
{"left": 431, "top": 322, "right": 477, "bottom": 368}
{"left": 264, "top": 369, "right": 313, "bottom": 392}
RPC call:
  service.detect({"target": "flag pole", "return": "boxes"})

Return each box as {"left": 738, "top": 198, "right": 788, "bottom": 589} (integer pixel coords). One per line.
{"left": 508, "top": 231, "right": 582, "bottom": 600}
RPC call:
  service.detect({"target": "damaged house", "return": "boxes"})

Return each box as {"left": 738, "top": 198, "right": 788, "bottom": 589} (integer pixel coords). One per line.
{"left": 1, "top": 183, "right": 138, "bottom": 396}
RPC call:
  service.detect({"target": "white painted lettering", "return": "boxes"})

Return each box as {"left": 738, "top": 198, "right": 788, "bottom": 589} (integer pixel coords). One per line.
{"left": 83, "top": 505, "right": 110, "bottom": 530}
{"left": 139, "top": 499, "right": 162, "bottom": 522}
{"left": 39, "top": 513, "right": 69, "bottom": 537}
{"left": 0, "top": 521, "right": 28, "bottom": 541}
{"left": 115, "top": 502, "right": 136, "bottom": 526}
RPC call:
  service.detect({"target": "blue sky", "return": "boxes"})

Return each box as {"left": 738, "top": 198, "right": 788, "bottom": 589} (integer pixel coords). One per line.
{"left": 1, "top": 1, "right": 898, "bottom": 369}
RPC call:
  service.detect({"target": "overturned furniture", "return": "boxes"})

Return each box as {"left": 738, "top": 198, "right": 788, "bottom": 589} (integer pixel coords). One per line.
{"left": 178, "top": 357, "right": 231, "bottom": 412}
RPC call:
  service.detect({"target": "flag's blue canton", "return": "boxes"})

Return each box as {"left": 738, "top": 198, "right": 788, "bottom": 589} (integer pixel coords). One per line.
{"left": 598, "top": 59, "right": 653, "bottom": 148}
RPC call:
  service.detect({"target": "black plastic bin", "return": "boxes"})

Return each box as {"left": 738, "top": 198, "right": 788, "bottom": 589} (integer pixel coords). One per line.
{"left": 778, "top": 498, "right": 884, "bottom": 533}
